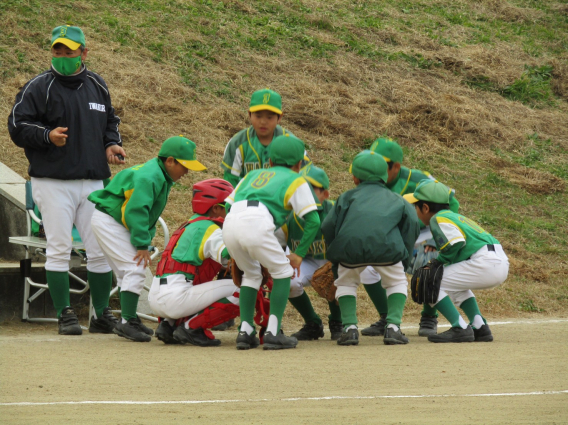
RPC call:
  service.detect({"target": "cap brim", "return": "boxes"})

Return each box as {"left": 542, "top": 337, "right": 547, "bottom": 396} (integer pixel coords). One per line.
{"left": 304, "top": 176, "right": 323, "bottom": 188}
{"left": 249, "top": 105, "right": 282, "bottom": 115}
{"left": 52, "top": 38, "right": 81, "bottom": 50}
{"left": 177, "top": 159, "right": 207, "bottom": 171}
{"left": 403, "top": 193, "right": 419, "bottom": 203}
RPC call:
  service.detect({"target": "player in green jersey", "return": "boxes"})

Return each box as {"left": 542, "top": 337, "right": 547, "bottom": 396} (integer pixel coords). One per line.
{"left": 223, "top": 135, "right": 320, "bottom": 350}
{"left": 404, "top": 180, "right": 509, "bottom": 343}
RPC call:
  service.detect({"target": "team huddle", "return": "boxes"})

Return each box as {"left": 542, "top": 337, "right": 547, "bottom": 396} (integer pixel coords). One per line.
{"left": 8, "top": 25, "right": 510, "bottom": 350}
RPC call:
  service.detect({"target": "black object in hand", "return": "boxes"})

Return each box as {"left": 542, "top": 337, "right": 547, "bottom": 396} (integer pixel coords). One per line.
{"left": 116, "top": 154, "right": 125, "bottom": 161}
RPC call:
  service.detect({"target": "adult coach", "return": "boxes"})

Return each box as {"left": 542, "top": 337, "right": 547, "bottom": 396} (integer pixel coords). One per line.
{"left": 8, "top": 25, "right": 126, "bottom": 335}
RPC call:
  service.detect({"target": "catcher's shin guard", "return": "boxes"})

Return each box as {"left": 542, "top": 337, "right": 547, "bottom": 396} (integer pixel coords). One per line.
{"left": 188, "top": 302, "right": 240, "bottom": 330}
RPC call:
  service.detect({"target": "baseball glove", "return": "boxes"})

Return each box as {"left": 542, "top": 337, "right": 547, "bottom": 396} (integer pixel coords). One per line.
{"left": 230, "top": 259, "right": 271, "bottom": 288}
{"left": 410, "top": 259, "right": 444, "bottom": 304}
{"left": 310, "top": 261, "right": 337, "bottom": 303}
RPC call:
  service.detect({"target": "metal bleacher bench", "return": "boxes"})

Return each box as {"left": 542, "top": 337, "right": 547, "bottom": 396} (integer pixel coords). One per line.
{"left": 8, "top": 181, "right": 169, "bottom": 325}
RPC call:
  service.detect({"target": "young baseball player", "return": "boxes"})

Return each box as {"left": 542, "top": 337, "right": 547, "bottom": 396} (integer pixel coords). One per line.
{"left": 223, "top": 134, "right": 321, "bottom": 350}
{"left": 8, "top": 25, "right": 125, "bottom": 335}
{"left": 88, "top": 136, "right": 206, "bottom": 342}
{"left": 148, "top": 178, "right": 240, "bottom": 347}
{"left": 404, "top": 180, "right": 509, "bottom": 342}
{"left": 321, "top": 150, "right": 421, "bottom": 346}
{"left": 283, "top": 164, "right": 343, "bottom": 341}
{"left": 220, "top": 88, "right": 309, "bottom": 188}
{"left": 361, "top": 137, "right": 460, "bottom": 338}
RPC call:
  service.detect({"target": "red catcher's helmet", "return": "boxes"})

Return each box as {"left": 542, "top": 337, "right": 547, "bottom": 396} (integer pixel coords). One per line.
{"left": 192, "top": 179, "right": 234, "bottom": 214}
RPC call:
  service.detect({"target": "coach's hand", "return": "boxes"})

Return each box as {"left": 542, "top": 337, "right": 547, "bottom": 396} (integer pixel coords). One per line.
{"left": 49, "top": 127, "right": 68, "bottom": 147}
{"left": 106, "top": 145, "right": 126, "bottom": 165}
{"left": 134, "top": 250, "right": 151, "bottom": 268}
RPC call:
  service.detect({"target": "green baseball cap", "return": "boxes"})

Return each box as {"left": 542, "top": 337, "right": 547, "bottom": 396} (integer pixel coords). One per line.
{"left": 158, "top": 136, "right": 206, "bottom": 171}
{"left": 369, "top": 137, "right": 404, "bottom": 164}
{"left": 249, "top": 89, "right": 282, "bottom": 115}
{"left": 300, "top": 163, "right": 330, "bottom": 190}
{"left": 403, "top": 180, "right": 450, "bottom": 204}
{"left": 350, "top": 150, "right": 388, "bottom": 183}
{"left": 51, "top": 25, "right": 86, "bottom": 50}
{"left": 269, "top": 134, "right": 305, "bottom": 166}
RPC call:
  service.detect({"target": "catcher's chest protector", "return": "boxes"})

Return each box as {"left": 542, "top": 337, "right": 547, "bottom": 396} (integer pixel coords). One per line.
{"left": 156, "top": 218, "right": 223, "bottom": 284}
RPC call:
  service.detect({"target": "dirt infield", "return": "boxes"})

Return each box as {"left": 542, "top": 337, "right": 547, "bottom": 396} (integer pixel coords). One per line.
{"left": 1, "top": 319, "right": 566, "bottom": 424}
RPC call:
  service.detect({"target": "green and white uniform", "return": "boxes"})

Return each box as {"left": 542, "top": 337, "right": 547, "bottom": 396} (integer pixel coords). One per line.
{"left": 429, "top": 210, "right": 509, "bottom": 306}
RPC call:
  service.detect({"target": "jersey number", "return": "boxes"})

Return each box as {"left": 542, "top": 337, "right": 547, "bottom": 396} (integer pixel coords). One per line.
{"left": 251, "top": 171, "right": 275, "bottom": 189}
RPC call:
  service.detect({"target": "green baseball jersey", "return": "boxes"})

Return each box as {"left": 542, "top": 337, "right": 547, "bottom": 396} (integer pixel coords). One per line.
{"left": 164, "top": 214, "right": 230, "bottom": 280}
{"left": 429, "top": 210, "right": 500, "bottom": 265}
{"left": 88, "top": 158, "right": 173, "bottom": 250}
{"left": 227, "top": 166, "right": 318, "bottom": 228}
{"left": 284, "top": 199, "right": 334, "bottom": 260}
{"left": 388, "top": 166, "right": 459, "bottom": 214}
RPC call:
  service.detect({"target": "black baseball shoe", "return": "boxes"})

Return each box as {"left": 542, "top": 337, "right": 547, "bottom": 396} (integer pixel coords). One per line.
{"left": 292, "top": 322, "right": 324, "bottom": 341}
{"left": 337, "top": 328, "right": 359, "bottom": 346}
{"left": 155, "top": 320, "right": 181, "bottom": 344}
{"left": 135, "top": 316, "right": 154, "bottom": 336}
{"left": 113, "top": 317, "right": 152, "bottom": 342}
{"left": 236, "top": 331, "right": 260, "bottom": 350}
{"left": 383, "top": 326, "right": 409, "bottom": 345}
{"left": 418, "top": 315, "right": 438, "bottom": 337}
{"left": 473, "top": 324, "right": 493, "bottom": 342}
{"left": 212, "top": 318, "right": 235, "bottom": 331}
{"left": 329, "top": 320, "right": 343, "bottom": 341}
{"left": 263, "top": 331, "right": 298, "bottom": 350}
{"left": 58, "top": 307, "right": 82, "bottom": 335}
{"left": 173, "top": 326, "right": 221, "bottom": 347}
{"left": 89, "top": 307, "right": 118, "bottom": 334}
{"left": 361, "top": 313, "right": 387, "bottom": 336}
{"left": 428, "top": 326, "right": 474, "bottom": 343}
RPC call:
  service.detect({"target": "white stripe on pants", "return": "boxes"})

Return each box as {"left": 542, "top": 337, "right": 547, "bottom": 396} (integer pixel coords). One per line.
{"left": 148, "top": 275, "right": 239, "bottom": 319}
{"left": 91, "top": 209, "right": 146, "bottom": 295}
{"left": 31, "top": 177, "right": 110, "bottom": 273}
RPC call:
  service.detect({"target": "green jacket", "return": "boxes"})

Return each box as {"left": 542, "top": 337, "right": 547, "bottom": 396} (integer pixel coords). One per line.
{"left": 322, "top": 181, "right": 420, "bottom": 268}
{"left": 88, "top": 158, "right": 174, "bottom": 250}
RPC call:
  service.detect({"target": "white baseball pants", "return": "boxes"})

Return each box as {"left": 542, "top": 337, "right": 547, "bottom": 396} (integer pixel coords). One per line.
{"left": 289, "top": 257, "right": 328, "bottom": 298}
{"left": 335, "top": 262, "right": 408, "bottom": 299}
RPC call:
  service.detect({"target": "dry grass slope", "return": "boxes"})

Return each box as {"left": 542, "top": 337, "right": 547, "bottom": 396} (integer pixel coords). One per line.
{"left": 1, "top": 0, "right": 567, "bottom": 323}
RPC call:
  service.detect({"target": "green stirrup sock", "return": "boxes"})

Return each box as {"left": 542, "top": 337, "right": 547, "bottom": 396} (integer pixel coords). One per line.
{"left": 434, "top": 296, "right": 461, "bottom": 328}
{"left": 459, "top": 296, "right": 483, "bottom": 324}
{"left": 88, "top": 271, "right": 113, "bottom": 318}
{"left": 270, "top": 277, "right": 291, "bottom": 331}
{"left": 289, "top": 291, "right": 322, "bottom": 325}
{"left": 364, "top": 281, "right": 388, "bottom": 315}
{"left": 327, "top": 300, "right": 342, "bottom": 322}
{"left": 46, "top": 271, "right": 70, "bottom": 318}
{"left": 421, "top": 302, "right": 438, "bottom": 318}
{"left": 386, "top": 293, "right": 406, "bottom": 326}
{"left": 120, "top": 290, "right": 139, "bottom": 321}
{"left": 338, "top": 295, "right": 357, "bottom": 328}
{"left": 239, "top": 286, "right": 258, "bottom": 331}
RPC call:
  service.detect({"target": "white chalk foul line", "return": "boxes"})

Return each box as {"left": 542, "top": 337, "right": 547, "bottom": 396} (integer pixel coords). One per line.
{"left": 2, "top": 390, "right": 567, "bottom": 407}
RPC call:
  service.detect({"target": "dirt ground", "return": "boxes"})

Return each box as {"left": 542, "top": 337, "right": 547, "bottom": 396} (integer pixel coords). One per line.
{"left": 1, "top": 318, "right": 566, "bottom": 425}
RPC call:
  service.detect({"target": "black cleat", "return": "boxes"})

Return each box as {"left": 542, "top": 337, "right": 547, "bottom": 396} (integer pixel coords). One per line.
{"left": 361, "top": 313, "right": 387, "bottom": 336}
{"left": 329, "top": 320, "right": 343, "bottom": 341}
{"left": 292, "top": 322, "right": 324, "bottom": 341}
{"left": 428, "top": 326, "right": 475, "bottom": 343}
{"left": 135, "top": 316, "right": 154, "bottom": 336}
{"left": 58, "top": 307, "right": 82, "bottom": 335}
{"left": 473, "top": 324, "right": 493, "bottom": 342}
{"left": 113, "top": 317, "right": 152, "bottom": 342}
{"left": 263, "top": 331, "right": 298, "bottom": 350}
{"left": 155, "top": 320, "right": 181, "bottom": 344}
{"left": 212, "top": 318, "right": 235, "bottom": 331}
{"left": 337, "top": 328, "right": 359, "bottom": 346}
{"left": 418, "top": 315, "right": 438, "bottom": 337}
{"left": 236, "top": 331, "right": 260, "bottom": 350}
{"left": 383, "top": 326, "right": 409, "bottom": 345}
{"left": 89, "top": 307, "right": 118, "bottom": 334}
{"left": 173, "top": 326, "right": 220, "bottom": 347}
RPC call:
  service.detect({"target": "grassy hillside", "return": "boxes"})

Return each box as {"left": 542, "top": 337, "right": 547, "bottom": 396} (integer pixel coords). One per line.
{"left": 1, "top": 0, "right": 567, "bottom": 319}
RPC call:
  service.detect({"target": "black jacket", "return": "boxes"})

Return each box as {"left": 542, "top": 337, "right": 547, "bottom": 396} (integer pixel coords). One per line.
{"left": 8, "top": 66, "right": 121, "bottom": 180}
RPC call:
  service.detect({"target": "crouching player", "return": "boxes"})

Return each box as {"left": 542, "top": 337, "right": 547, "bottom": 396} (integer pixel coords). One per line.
{"left": 148, "top": 179, "right": 240, "bottom": 347}
{"left": 403, "top": 180, "right": 509, "bottom": 342}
